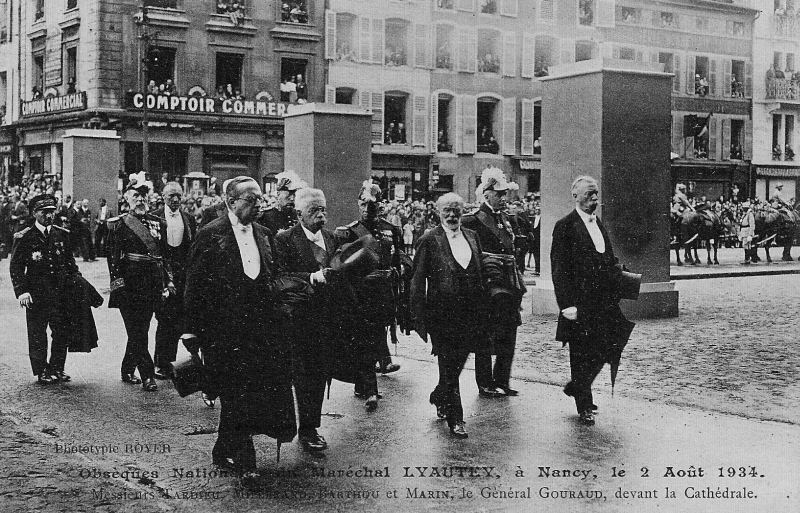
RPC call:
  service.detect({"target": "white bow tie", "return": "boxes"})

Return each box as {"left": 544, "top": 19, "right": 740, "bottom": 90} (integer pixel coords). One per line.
{"left": 168, "top": 210, "right": 180, "bottom": 217}
{"left": 587, "top": 214, "right": 597, "bottom": 223}
{"left": 309, "top": 232, "right": 322, "bottom": 242}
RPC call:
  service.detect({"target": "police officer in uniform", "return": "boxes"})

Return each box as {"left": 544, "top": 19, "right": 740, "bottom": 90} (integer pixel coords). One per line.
{"left": 10, "top": 194, "right": 80, "bottom": 384}
{"left": 106, "top": 177, "right": 174, "bottom": 392}
{"left": 258, "top": 170, "right": 307, "bottom": 236}
{"left": 462, "top": 167, "right": 524, "bottom": 398}
{"left": 335, "top": 181, "right": 407, "bottom": 410}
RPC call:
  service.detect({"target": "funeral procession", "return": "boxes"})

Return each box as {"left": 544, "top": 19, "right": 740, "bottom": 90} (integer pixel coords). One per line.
{"left": 0, "top": 1, "right": 798, "bottom": 513}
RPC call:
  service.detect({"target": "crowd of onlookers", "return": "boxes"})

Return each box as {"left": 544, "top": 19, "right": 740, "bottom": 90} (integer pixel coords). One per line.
{"left": 280, "top": 1, "right": 308, "bottom": 24}
{"left": 217, "top": 1, "right": 245, "bottom": 25}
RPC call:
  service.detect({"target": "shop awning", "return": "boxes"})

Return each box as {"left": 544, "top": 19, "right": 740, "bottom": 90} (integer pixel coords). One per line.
{"left": 756, "top": 166, "right": 800, "bottom": 178}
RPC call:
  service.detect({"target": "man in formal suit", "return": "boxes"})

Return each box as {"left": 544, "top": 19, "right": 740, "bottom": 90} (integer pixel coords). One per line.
{"left": 411, "top": 193, "right": 487, "bottom": 439}
{"left": 273, "top": 188, "right": 338, "bottom": 453}
{"left": 106, "top": 180, "right": 174, "bottom": 392}
{"left": 529, "top": 203, "right": 541, "bottom": 275}
{"left": 9, "top": 194, "right": 81, "bottom": 383}
{"left": 551, "top": 175, "right": 632, "bottom": 426}
{"left": 76, "top": 199, "right": 97, "bottom": 261}
{"left": 335, "top": 181, "right": 408, "bottom": 410}
{"left": 183, "top": 176, "right": 296, "bottom": 477}
{"left": 152, "top": 182, "right": 197, "bottom": 378}
{"left": 199, "top": 179, "right": 233, "bottom": 228}
{"left": 258, "top": 170, "right": 306, "bottom": 236}
{"left": 461, "top": 167, "right": 524, "bottom": 398}
{"left": 94, "top": 198, "right": 109, "bottom": 257}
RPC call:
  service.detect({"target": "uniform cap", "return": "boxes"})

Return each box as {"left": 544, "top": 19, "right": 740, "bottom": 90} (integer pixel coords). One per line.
{"left": 29, "top": 194, "right": 58, "bottom": 211}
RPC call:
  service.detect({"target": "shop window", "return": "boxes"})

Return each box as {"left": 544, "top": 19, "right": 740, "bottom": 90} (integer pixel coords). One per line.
{"left": 477, "top": 98, "right": 500, "bottom": 154}
{"left": 147, "top": 46, "right": 176, "bottom": 93}
{"left": 617, "top": 6, "right": 640, "bottom": 24}
{"left": 29, "top": 154, "right": 44, "bottom": 176}
{"left": 384, "top": 93, "right": 408, "bottom": 145}
{"left": 618, "top": 47, "right": 635, "bottom": 61}
{"left": 335, "top": 87, "right": 355, "bottom": 105}
{"left": 65, "top": 47, "right": 77, "bottom": 93}
{"left": 437, "top": 0, "right": 455, "bottom": 10}
{"left": 477, "top": 29, "right": 500, "bottom": 73}
{"left": 385, "top": 19, "right": 409, "bottom": 67}
{"left": 280, "top": 59, "right": 307, "bottom": 102}
{"left": 335, "top": 13, "right": 357, "bottom": 62}
{"left": 281, "top": 1, "right": 308, "bottom": 24}
{"left": 731, "top": 60, "right": 745, "bottom": 98}
{"left": 436, "top": 24, "right": 454, "bottom": 70}
{"left": 730, "top": 120, "right": 744, "bottom": 160}
{"left": 579, "top": 0, "right": 594, "bottom": 26}
{"left": 67, "top": 0, "right": 78, "bottom": 10}
{"left": 534, "top": 36, "right": 555, "bottom": 77}
{"left": 437, "top": 96, "right": 453, "bottom": 152}
{"left": 145, "top": 0, "right": 178, "bottom": 8}
{"left": 32, "top": 53, "right": 44, "bottom": 98}
{"left": 575, "top": 41, "right": 595, "bottom": 63}
{"left": 34, "top": 0, "right": 44, "bottom": 20}
{"left": 694, "top": 56, "right": 709, "bottom": 96}
{"left": 480, "top": 0, "right": 497, "bottom": 15}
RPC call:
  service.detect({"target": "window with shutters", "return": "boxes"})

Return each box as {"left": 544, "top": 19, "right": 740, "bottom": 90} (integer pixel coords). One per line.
{"left": 773, "top": 115, "right": 782, "bottom": 160}
{"left": 385, "top": 93, "right": 409, "bottom": 145}
{"left": 335, "top": 87, "right": 356, "bottom": 105}
{"left": 479, "top": 0, "right": 497, "bottom": 15}
{"left": 64, "top": 46, "right": 78, "bottom": 92}
{"left": 437, "top": 0, "right": 455, "bottom": 10}
{"left": 386, "top": 19, "right": 410, "bottom": 67}
{"left": 579, "top": 0, "right": 594, "bottom": 26}
{"left": 534, "top": 36, "right": 555, "bottom": 77}
{"left": 694, "top": 56, "right": 709, "bottom": 96}
{"left": 32, "top": 53, "right": 44, "bottom": 96}
{"left": 616, "top": 6, "right": 640, "bottom": 24}
{"left": 521, "top": 99, "right": 534, "bottom": 155}
{"left": 575, "top": 41, "right": 596, "bottom": 62}
{"left": 335, "top": 13, "right": 358, "bottom": 62}
{"left": 477, "top": 29, "right": 501, "bottom": 73}
{"left": 477, "top": 97, "right": 500, "bottom": 154}
{"left": 657, "top": 52, "right": 679, "bottom": 92}
{"left": 539, "top": 0, "right": 554, "bottom": 22}
{"left": 730, "top": 60, "right": 745, "bottom": 98}
{"left": 787, "top": 116, "right": 796, "bottom": 161}
{"left": 727, "top": 21, "right": 745, "bottom": 37}
{"left": 437, "top": 94, "right": 455, "bottom": 152}
{"left": 534, "top": 100, "right": 541, "bottom": 154}
{"left": 730, "top": 120, "right": 744, "bottom": 159}
{"left": 436, "top": 24, "right": 455, "bottom": 70}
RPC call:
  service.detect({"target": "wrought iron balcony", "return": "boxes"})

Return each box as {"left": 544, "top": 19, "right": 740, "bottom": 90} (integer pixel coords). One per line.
{"left": 766, "top": 78, "right": 800, "bottom": 101}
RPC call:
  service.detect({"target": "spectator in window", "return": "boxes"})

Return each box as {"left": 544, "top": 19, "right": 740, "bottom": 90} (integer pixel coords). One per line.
{"left": 385, "top": 122, "right": 397, "bottom": 145}
{"left": 32, "top": 87, "right": 43, "bottom": 100}
{"left": 295, "top": 74, "right": 307, "bottom": 101}
{"left": 533, "top": 138, "right": 541, "bottom": 154}
{"left": 158, "top": 83, "right": 167, "bottom": 95}
{"left": 397, "top": 122, "right": 407, "bottom": 144}
{"left": 224, "top": 83, "right": 234, "bottom": 99}
{"left": 228, "top": 2, "right": 244, "bottom": 25}
{"left": 480, "top": 0, "right": 497, "bottom": 14}
{"left": 147, "top": 80, "right": 158, "bottom": 94}
{"left": 289, "top": 3, "right": 306, "bottom": 24}
{"left": 787, "top": 145, "right": 796, "bottom": 161}
{"left": 233, "top": 88, "right": 244, "bottom": 100}
{"left": 280, "top": 79, "right": 290, "bottom": 102}
{"left": 165, "top": 79, "right": 177, "bottom": 95}
{"left": 216, "top": 85, "right": 227, "bottom": 100}
{"left": 217, "top": 1, "right": 227, "bottom": 14}
{"left": 438, "top": 130, "right": 450, "bottom": 152}
{"left": 773, "top": 144, "right": 783, "bottom": 160}
{"left": 437, "top": 41, "right": 451, "bottom": 69}
{"left": 66, "top": 78, "right": 77, "bottom": 94}
{"left": 775, "top": 67, "right": 786, "bottom": 79}
{"left": 286, "top": 77, "right": 298, "bottom": 103}
{"left": 487, "top": 136, "right": 499, "bottom": 154}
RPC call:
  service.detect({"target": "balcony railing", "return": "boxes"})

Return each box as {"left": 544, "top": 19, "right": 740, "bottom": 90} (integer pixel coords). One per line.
{"left": 766, "top": 78, "right": 800, "bottom": 101}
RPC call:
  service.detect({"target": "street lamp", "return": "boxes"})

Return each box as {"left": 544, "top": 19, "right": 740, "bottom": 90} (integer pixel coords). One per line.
{"left": 134, "top": 3, "right": 158, "bottom": 180}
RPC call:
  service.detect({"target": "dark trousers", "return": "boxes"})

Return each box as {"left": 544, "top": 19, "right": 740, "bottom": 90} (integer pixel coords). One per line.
{"left": 26, "top": 298, "right": 69, "bottom": 375}
{"left": 119, "top": 306, "right": 156, "bottom": 380}
{"left": 354, "top": 325, "right": 382, "bottom": 397}
{"left": 154, "top": 294, "right": 184, "bottom": 368}
{"left": 80, "top": 229, "right": 95, "bottom": 260}
{"left": 214, "top": 393, "right": 257, "bottom": 471}
{"left": 296, "top": 371, "right": 326, "bottom": 433}
{"left": 475, "top": 327, "right": 517, "bottom": 389}
{"left": 95, "top": 223, "right": 108, "bottom": 256}
{"left": 567, "top": 340, "right": 606, "bottom": 414}
{"left": 431, "top": 346, "right": 470, "bottom": 425}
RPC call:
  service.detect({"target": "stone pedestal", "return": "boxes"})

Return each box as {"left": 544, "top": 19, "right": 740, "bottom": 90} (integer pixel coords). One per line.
{"left": 283, "top": 103, "right": 373, "bottom": 228}
{"left": 62, "top": 129, "right": 121, "bottom": 216}
{"left": 530, "top": 59, "right": 678, "bottom": 319}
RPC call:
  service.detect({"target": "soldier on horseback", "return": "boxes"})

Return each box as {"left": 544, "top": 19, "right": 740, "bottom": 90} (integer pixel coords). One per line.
{"left": 770, "top": 184, "right": 791, "bottom": 212}
{"left": 671, "top": 183, "right": 693, "bottom": 219}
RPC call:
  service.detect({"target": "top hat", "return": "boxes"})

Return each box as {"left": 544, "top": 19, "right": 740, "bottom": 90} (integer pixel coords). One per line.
{"left": 330, "top": 235, "right": 380, "bottom": 278}
{"left": 618, "top": 270, "right": 642, "bottom": 300}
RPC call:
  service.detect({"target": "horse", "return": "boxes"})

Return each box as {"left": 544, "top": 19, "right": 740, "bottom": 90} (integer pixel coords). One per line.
{"left": 753, "top": 205, "right": 800, "bottom": 262}
{"left": 671, "top": 209, "right": 725, "bottom": 265}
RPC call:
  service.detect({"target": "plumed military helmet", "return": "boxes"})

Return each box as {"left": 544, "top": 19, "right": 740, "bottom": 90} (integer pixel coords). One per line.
{"left": 127, "top": 171, "right": 153, "bottom": 194}
{"left": 476, "top": 167, "right": 519, "bottom": 197}
{"left": 359, "top": 179, "right": 382, "bottom": 202}
{"left": 275, "top": 170, "right": 308, "bottom": 192}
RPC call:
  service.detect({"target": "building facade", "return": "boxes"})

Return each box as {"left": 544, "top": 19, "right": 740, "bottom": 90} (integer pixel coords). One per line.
{"left": 753, "top": 0, "right": 800, "bottom": 202}
{"left": 9, "top": 0, "right": 323, "bottom": 202}
{"left": 0, "top": 0, "right": 20, "bottom": 183}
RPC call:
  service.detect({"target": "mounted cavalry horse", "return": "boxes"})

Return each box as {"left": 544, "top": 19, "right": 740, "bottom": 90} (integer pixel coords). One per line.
{"left": 752, "top": 204, "right": 800, "bottom": 262}
{"left": 671, "top": 208, "right": 725, "bottom": 266}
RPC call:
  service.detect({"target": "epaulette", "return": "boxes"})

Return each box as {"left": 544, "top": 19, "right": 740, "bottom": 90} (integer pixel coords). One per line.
{"left": 335, "top": 221, "right": 359, "bottom": 233}
{"left": 13, "top": 227, "right": 31, "bottom": 239}
{"left": 347, "top": 220, "right": 359, "bottom": 227}
{"left": 52, "top": 224, "right": 70, "bottom": 233}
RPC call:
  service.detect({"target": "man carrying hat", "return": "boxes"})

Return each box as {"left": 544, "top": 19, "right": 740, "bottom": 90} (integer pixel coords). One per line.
{"left": 462, "top": 167, "right": 524, "bottom": 398}
{"left": 335, "top": 180, "right": 408, "bottom": 410}
{"left": 258, "top": 170, "right": 307, "bottom": 236}
{"left": 10, "top": 194, "right": 81, "bottom": 384}
{"left": 106, "top": 174, "right": 174, "bottom": 392}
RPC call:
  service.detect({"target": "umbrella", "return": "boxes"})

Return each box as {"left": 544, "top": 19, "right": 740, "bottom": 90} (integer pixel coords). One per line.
{"left": 606, "top": 317, "right": 636, "bottom": 392}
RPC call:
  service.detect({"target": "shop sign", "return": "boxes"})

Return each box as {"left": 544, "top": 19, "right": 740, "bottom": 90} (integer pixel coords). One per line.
{"left": 21, "top": 92, "right": 87, "bottom": 118}
{"left": 125, "top": 92, "right": 290, "bottom": 118}
{"left": 0, "top": 144, "right": 13, "bottom": 154}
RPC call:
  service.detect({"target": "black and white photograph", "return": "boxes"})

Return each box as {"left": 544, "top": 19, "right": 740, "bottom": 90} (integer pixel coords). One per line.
{"left": 0, "top": 1, "right": 798, "bottom": 512}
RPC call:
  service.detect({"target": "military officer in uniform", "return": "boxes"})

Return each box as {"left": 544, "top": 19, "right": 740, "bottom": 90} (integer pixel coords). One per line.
{"left": 258, "top": 170, "right": 307, "bottom": 236}
{"left": 462, "top": 167, "right": 524, "bottom": 398}
{"left": 335, "top": 181, "right": 407, "bottom": 410}
{"left": 107, "top": 179, "right": 174, "bottom": 392}
{"left": 10, "top": 194, "right": 81, "bottom": 384}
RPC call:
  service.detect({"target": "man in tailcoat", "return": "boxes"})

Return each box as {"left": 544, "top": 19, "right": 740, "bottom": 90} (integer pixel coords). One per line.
{"left": 257, "top": 170, "right": 306, "bottom": 236}
{"left": 273, "top": 188, "right": 339, "bottom": 453}
{"left": 152, "top": 182, "right": 196, "bottom": 378}
{"left": 106, "top": 180, "right": 174, "bottom": 392}
{"left": 461, "top": 167, "right": 524, "bottom": 398}
{"left": 183, "top": 176, "right": 295, "bottom": 476}
{"left": 9, "top": 194, "right": 81, "bottom": 383}
{"left": 551, "top": 175, "right": 633, "bottom": 426}
{"left": 335, "top": 181, "right": 407, "bottom": 411}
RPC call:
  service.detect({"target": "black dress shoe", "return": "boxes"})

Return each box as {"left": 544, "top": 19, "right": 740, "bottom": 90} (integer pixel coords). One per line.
{"left": 449, "top": 422, "right": 468, "bottom": 439}
{"left": 153, "top": 367, "right": 172, "bottom": 380}
{"left": 299, "top": 431, "right": 328, "bottom": 452}
{"left": 579, "top": 410, "right": 595, "bottom": 426}
{"left": 52, "top": 371, "right": 71, "bottom": 382}
{"left": 37, "top": 372, "right": 56, "bottom": 384}
{"left": 364, "top": 395, "right": 379, "bottom": 411}
{"left": 354, "top": 391, "right": 383, "bottom": 399}
{"left": 497, "top": 385, "right": 519, "bottom": 396}
{"left": 376, "top": 360, "right": 401, "bottom": 374}
{"left": 142, "top": 378, "right": 158, "bottom": 392}
{"left": 435, "top": 404, "right": 447, "bottom": 420}
{"left": 478, "top": 386, "right": 503, "bottom": 398}
{"left": 202, "top": 393, "right": 216, "bottom": 408}
{"left": 121, "top": 373, "right": 142, "bottom": 385}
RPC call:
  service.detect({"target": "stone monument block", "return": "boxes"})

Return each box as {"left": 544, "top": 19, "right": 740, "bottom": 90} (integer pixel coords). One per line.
{"left": 62, "top": 129, "right": 121, "bottom": 216}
